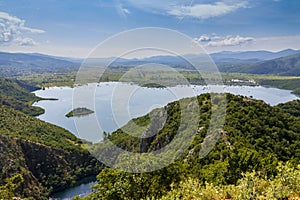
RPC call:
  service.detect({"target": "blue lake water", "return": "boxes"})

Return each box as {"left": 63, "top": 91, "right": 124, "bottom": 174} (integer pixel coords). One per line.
{"left": 33, "top": 82, "right": 299, "bottom": 199}
{"left": 34, "top": 82, "right": 299, "bottom": 139}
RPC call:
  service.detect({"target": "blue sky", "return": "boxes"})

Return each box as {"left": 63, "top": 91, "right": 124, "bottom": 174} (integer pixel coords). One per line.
{"left": 0, "top": 0, "right": 300, "bottom": 57}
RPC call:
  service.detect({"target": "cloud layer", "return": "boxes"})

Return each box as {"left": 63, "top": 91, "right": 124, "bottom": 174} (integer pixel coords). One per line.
{"left": 196, "top": 34, "right": 255, "bottom": 47}
{"left": 0, "top": 11, "right": 44, "bottom": 46}
{"left": 169, "top": 1, "right": 248, "bottom": 19}
{"left": 124, "top": 0, "right": 249, "bottom": 19}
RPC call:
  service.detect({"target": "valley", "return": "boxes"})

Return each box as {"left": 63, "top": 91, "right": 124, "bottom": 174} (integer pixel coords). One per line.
{"left": 0, "top": 49, "right": 300, "bottom": 199}
{"left": 1, "top": 1, "right": 300, "bottom": 199}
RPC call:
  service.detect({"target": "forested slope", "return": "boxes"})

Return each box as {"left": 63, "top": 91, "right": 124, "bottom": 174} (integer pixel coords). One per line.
{"left": 81, "top": 93, "right": 300, "bottom": 200}
{"left": 0, "top": 78, "right": 44, "bottom": 116}
{"left": 0, "top": 79, "right": 101, "bottom": 199}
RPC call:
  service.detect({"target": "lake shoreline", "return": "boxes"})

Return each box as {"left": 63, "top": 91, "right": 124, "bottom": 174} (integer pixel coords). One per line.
{"left": 33, "top": 82, "right": 299, "bottom": 199}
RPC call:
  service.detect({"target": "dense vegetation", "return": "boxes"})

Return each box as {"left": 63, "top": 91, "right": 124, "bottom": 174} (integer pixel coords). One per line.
{"left": 0, "top": 79, "right": 101, "bottom": 199}
{"left": 79, "top": 93, "right": 300, "bottom": 200}
{"left": 277, "top": 99, "right": 300, "bottom": 117}
{"left": 0, "top": 78, "right": 46, "bottom": 116}
{"left": 160, "top": 162, "right": 300, "bottom": 199}
{"left": 0, "top": 105, "right": 102, "bottom": 199}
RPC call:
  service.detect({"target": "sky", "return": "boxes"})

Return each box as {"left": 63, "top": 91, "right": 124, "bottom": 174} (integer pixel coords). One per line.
{"left": 0, "top": 0, "right": 300, "bottom": 58}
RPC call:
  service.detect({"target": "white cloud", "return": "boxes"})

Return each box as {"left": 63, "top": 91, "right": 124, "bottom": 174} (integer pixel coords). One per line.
{"left": 197, "top": 35, "right": 212, "bottom": 42}
{"left": 194, "top": 35, "right": 300, "bottom": 53}
{"left": 0, "top": 11, "right": 45, "bottom": 46}
{"left": 123, "top": 0, "right": 248, "bottom": 19}
{"left": 116, "top": 3, "right": 131, "bottom": 18}
{"left": 122, "top": 8, "right": 130, "bottom": 15}
{"left": 196, "top": 34, "right": 254, "bottom": 47}
{"left": 124, "top": 0, "right": 175, "bottom": 12}
{"left": 14, "top": 37, "right": 38, "bottom": 46}
{"left": 169, "top": 1, "right": 248, "bottom": 19}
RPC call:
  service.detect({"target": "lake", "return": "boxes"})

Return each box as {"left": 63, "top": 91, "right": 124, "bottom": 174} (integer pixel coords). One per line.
{"left": 34, "top": 82, "right": 299, "bottom": 140}
{"left": 33, "top": 82, "right": 299, "bottom": 199}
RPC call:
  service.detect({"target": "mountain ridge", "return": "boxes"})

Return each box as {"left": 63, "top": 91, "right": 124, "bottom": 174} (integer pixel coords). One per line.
{"left": 2, "top": 49, "right": 299, "bottom": 72}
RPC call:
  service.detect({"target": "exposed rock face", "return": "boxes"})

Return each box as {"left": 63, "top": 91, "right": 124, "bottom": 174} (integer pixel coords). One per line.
{"left": 0, "top": 134, "right": 46, "bottom": 199}
{"left": 0, "top": 134, "right": 101, "bottom": 199}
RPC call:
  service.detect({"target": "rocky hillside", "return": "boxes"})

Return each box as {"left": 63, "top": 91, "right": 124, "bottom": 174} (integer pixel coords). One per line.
{"left": 0, "top": 79, "right": 101, "bottom": 199}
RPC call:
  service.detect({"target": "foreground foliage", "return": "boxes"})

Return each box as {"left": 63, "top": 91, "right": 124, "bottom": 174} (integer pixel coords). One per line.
{"left": 0, "top": 174, "right": 25, "bottom": 200}
{"left": 161, "top": 162, "right": 300, "bottom": 200}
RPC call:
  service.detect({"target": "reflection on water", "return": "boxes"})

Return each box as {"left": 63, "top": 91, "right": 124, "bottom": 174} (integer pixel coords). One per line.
{"left": 49, "top": 176, "right": 96, "bottom": 200}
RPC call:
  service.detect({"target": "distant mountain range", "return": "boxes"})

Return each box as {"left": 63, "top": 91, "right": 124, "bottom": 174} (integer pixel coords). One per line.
{"left": 210, "top": 49, "right": 300, "bottom": 62}
{"left": 0, "top": 52, "right": 79, "bottom": 77}
{"left": 228, "top": 53, "right": 300, "bottom": 75}
{"left": 1, "top": 49, "right": 300, "bottom": 76}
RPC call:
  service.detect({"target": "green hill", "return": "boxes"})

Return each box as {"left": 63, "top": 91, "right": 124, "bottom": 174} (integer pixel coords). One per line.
{"left": 223, "top": 53, "right": 300, "bottom": 75}
{"left": 0, "top": 79, "right": 101, "bottom": 199}
{"left": 277, "top": 99, "right": 300, "bottom": 117}
{"left": 0, "top": 78, "right": 45, "bottom": 116}
{"left": 247, "top": 53, "right": 300, "bottom": 75}
{"left": 81, "top": 93, "right": 300, "bottom": 200}
{"left": 0, "top": 104, "right": 101, "bottom": 199}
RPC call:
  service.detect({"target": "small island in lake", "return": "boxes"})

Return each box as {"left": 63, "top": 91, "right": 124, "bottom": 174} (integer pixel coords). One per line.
{"left": 141, "top": 83, "right": 167, "bottom": 88}
{"left": 65, "top": 107, "right": 94, "bottom": 117}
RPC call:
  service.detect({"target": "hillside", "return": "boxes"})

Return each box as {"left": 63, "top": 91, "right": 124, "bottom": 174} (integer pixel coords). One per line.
{"left": 224, "top": 53, "right": 300, "bottom": 75}
{"left": 0, "top": 105, "right": 101, "bottom": 199}
{"left": 0, "top": 78, "right": 45, "bottom": 116}
{"left": 0, "top": 52, "right": 79, "bottom": 78}
{"left": 81, "top": 93, "right": 300, "bottom": 199}
{"left": 0, "top": 79, "right": 101, "bottom": 199}
{"left": 277, "top": 99, "right": 300, "bottom": 117}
